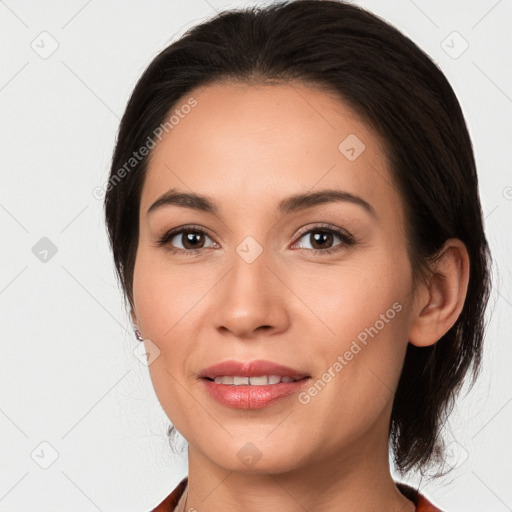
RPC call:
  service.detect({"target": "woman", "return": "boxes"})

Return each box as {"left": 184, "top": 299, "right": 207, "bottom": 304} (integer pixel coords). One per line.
{"left": 104, "top": 1, "right": 491, "bottom": 510}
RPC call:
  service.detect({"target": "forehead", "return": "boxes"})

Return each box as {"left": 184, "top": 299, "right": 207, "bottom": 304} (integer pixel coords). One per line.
{"left": 141, "top": 81, "right": 399, "bottom": 221}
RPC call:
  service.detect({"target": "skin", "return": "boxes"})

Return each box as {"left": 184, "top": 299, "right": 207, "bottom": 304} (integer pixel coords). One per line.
{"left": 130, "top": 81, "right": 470, "bottom": 512}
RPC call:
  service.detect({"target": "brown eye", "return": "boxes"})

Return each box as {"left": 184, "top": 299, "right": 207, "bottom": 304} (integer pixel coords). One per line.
{"left": 308, "top": 231, "right": 335, "bottom": 250}
{"left": 293, "top": 225, "right": 355, "bottom": 255}
{"left": 156, "top": 225, "right": 218, "bottom": 254}
{"left": 176, "top": 231, "right": 207, "bottom": 250}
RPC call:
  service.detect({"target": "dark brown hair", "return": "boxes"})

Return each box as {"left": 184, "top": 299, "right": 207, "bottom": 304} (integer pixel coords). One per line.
{"left": 104, "top": 0, "right": 491, "bottom": 475}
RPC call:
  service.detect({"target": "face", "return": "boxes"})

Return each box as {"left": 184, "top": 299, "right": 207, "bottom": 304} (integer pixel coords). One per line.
{"left": 131, "top": 81, "right": 418, "bottom": 474}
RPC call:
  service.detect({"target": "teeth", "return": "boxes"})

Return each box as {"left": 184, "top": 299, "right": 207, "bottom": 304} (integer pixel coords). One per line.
{"left": 212, "top": 375, "right": 298, "bottom": 385}
{"left": 249, "top": 376, "right": 269, "bottom": 386}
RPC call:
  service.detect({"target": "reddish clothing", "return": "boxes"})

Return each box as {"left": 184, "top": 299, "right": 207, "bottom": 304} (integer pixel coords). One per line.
{"left": 151, "top": 477, "right": 442, "bottom": 511}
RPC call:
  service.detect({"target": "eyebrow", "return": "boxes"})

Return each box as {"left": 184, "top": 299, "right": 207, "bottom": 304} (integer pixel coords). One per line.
{"left": 147, "top": 187, "right": 376, "bottom": 218}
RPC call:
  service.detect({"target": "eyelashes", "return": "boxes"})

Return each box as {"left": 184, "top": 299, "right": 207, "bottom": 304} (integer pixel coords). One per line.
{"left": 154, "top": 223, "right": 356, "bottom": 256}
{"left": 291, "top": 223, "right": 355, "bottom": 254}
{"left": 155, "top": 224, "right": 218, "bottom": 254}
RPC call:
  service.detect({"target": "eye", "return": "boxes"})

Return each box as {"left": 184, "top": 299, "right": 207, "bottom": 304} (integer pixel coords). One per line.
{"left": 156, "top": 225, "right": 218, "bottom": 254}
{"left": 155, "top": 223, "right": 355, "bottom": 256}
{"left": 292, "top": 224, "right": 355, "bottom": 255}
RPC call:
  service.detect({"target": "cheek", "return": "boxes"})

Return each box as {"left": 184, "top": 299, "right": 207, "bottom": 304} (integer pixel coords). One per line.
{"left": 132, "top": 249, "right": 186, "bottom": 373}
{"left": 132, "top": 245, "right": 209, "bottom": 341}
{"left": 132, "top": 249, "right": 204, "bottom": 431}
{"left": 292, "top": 279, "right": 411, "bottom": 457}
{"left": 293, "top": 250, "right": 413, "bottom": 410}
{"left": 293, "top": 247, "right": 412, "bottom": 345}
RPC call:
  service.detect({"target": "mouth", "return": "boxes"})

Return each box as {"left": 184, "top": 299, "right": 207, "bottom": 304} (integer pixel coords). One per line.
{"left": 203, "top": 375, "right": 306, "bottom": 385}
{"left": 199, "top": 360, "right": 311, "bottom": 409}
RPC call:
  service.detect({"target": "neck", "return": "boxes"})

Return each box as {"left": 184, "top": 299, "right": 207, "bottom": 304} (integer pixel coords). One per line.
{"left": 180, "top": 423, "right": 415, "bottom": 512}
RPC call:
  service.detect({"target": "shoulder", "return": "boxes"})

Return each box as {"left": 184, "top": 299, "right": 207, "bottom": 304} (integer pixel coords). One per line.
{"left": 150, "top": 477, "right": 188, "bottom": 512}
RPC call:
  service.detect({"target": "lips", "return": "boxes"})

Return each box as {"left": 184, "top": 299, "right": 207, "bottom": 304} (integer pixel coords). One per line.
{"left": 199, "top": 360, "right": 311, "bottom": 409}
{"left": 199, "top": 359, "right": 310, "bottom": 381}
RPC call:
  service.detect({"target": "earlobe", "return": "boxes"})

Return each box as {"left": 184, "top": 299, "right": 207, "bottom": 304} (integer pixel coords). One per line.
{"left": 130, "top": 307, "right": 144, "bottom": 342}
{"left": 408, "top": 238, "right": 470, "bottom": 348}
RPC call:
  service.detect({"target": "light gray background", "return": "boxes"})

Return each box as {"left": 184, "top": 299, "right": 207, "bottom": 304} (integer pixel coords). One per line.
{"left": 1, "top": 1, "right": 511, "bottom": 511}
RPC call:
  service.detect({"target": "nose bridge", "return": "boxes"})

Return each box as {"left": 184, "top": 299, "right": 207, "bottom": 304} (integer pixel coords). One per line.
{"left": 233, "top": 240, "right": 272, "bottom": 297}
{"left": 212, "top": 236, "right": 288, "bottom": 337}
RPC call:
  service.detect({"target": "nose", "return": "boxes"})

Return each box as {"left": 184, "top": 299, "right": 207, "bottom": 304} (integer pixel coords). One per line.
{"left": 211, "top": 247, "right": 290, "bottom": 339}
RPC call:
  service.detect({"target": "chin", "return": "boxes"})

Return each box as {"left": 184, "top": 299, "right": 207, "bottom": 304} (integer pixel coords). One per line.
{"left": 196, "top": 435, "right": 308, "bottom": 475}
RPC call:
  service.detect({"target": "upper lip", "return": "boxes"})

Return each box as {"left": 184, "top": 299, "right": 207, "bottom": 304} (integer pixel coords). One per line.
{"left": 199, "top": 360, "right": 310, "bottom": 380}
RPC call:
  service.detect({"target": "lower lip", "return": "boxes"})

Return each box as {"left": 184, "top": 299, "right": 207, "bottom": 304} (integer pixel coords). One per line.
{"left": 201, "top": 378, "right": 310, "bottom": 409}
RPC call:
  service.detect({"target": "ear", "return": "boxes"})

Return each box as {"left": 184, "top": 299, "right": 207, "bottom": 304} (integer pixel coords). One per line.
{"left": 408, "top": 238, "right": 470, "bottom": 347}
